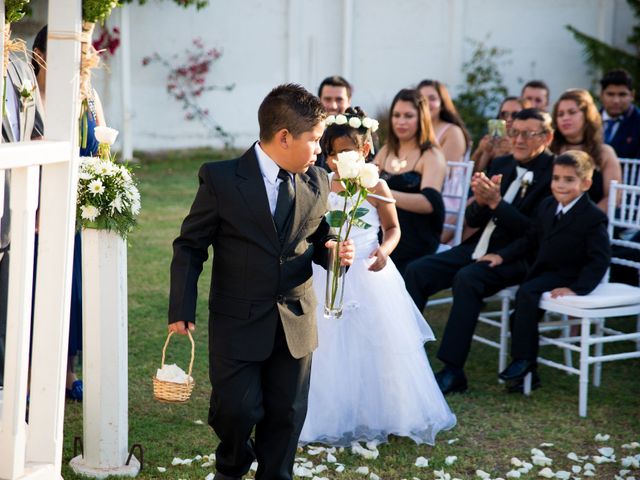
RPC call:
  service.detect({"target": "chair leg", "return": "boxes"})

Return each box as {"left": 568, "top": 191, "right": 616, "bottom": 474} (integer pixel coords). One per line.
{"left": 562, "top": 314, "right": 573, "bottom": 373}
{"left": 523, "top": 372, "right": 532, "bottom": 396}
{"left": 593, "top": 318, "right": 604, "bottom": 387}
{"left": 498, "top": 295, "right": 510, "bottom": 383}
{"left": 579, "top": 317, "right": 591, "bottom": 418}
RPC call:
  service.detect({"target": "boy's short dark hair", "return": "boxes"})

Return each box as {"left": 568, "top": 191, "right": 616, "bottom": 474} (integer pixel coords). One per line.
{"left": 600, "top": 69, "right": 634, "bottom": 91}
{"left": 554, "top": 150, "right": 595, "bottom": 181}
{"left": 514, "top": 108, "right": 553, "bottom": 132}
{"left": 317, "top": 75, "right": 353, "bottom": 98}
{"left": 258, "top": 84, "right": 326, "bottom": 141}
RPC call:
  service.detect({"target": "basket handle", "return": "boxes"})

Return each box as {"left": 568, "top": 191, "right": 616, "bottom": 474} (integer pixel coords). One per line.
{"left": 160, "top": 330, "right": 195, "bottom": 378}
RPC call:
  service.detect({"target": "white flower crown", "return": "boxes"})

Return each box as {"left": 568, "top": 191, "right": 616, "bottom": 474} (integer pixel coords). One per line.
{"left": 325, "top": 113, "right": 380, "bottom": 132}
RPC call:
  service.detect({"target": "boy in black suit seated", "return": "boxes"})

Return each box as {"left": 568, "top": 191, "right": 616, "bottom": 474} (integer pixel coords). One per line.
{"left": 479, "top": 150, "right": 611, "bottom": 389}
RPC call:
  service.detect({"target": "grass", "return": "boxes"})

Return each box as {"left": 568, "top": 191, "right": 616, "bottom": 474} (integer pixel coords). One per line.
{"left": 60, "top": 149, "right": 640, "bottom": 479}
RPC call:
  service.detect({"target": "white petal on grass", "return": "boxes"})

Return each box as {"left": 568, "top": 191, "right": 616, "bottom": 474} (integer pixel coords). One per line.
{"left": 522, "top": 462, "right": 534, "bottom": 471}
{"left": 311, "top": 477, "right": 328, "bottom": 480}
{"left": 540, "top": 443, "right": 554, "bottom": 447}
{"left": 308, "top": 447, "right": 325, "bottom": 455}
{"left": 511, "top": 457, "right": 524, "bottom": 467}
{"left": 506, "top": 470, "right": 521, "bottom": 478}
{"left": 434, "top": 470, "right": 452, "bottom": 480}
{"left": 476, "top": 470, "right": 491, "bottom": 479}
{"left": 366, "top": 440, "right": 378, "bottom": 450}
{"left": 204, "top": 473, "right": 214, "bottom": 480}
{"left": 532, "top": 448, "right": 546, "bottom": 457}
{"left": 312, "top": 465, "right": 328, "bottom": 474}
{"left": 583, "top": 463, "right": 596, "bottom": 471}
{"left": 445, "top": 456, "right": 458, "bottom": 466}
{"left": 157, "top": 467, "right": 166, "bottom": 472}
{"left": 583, "top": 470, "right": 595, "bottom": 477}
{"left": 538, "top": 467, "right": 555, "bottom": 478}
{"left": 594, "top": 433, "right": 610, "bottom": 442}
{"left": 293, "top": 465, "right": 313, "bottom": 477}
{"left": 201, "top": 461, "right": 213, "bottom": 468}
{"left": 370, "top": 474, "right": 380, "bottom": 480}
{"left": 414, "top": 456, "right": 429, "bottom": 467}
{"left": 326, "top": 452, "right": 337, "bottom": 463}
{"left": 171, "top": 457, "right": 183, "bottom": 466}
{"left": 598, "top": 447, "right": 615, "bottom": 457}
{"left": 355, "top": 466, "right": 369, "bottom": 475}
{"left": 555, "top": 471, "right": 571, "bottom": 479}
{"left": 532, "top": 456, "right": 553, "bottom": 466}
{"left": 572, "top": 465, "right": 582, "bottom": 473}
{"left": 448, "top": 438, "right": 460, "bottom": 445}
{"left": 567, "top": 453, "right": 581, "bottom": 462}
{"left": 335, "top": 465, "right": 345, "bottom": 473}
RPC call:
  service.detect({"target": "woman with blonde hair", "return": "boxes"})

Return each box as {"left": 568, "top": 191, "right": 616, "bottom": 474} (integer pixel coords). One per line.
{"left": 550, "top": 89, "right": 621, "bottom": 212}
{"left": 375, "top": 88, "right": 447, "bottom": 274}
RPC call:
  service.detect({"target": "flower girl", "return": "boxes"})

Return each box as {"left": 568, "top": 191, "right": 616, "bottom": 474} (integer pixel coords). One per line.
{"left": 300, "top": 108, "right": 456, "bottom": 446}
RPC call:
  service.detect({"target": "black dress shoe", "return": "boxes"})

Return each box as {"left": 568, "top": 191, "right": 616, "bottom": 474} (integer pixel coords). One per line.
{"left": 499, "top": 359, "right": 536, "bottom": 381}
{"left": 435, "top": 366, "right": 468, "bottom": 394}
{"left": 506, "top": 369, "right": 541, "bottom": 394}
{"left": 213, "top": 473, "right": 241, "bottom": 480}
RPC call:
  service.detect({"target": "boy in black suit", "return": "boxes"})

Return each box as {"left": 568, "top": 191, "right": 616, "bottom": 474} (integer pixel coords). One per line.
{"left": 480, "top": 150, "right": 611, "bottom": 386}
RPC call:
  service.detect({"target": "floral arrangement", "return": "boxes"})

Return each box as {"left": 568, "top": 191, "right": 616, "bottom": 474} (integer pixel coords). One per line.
{"left": 5, "top": 0, "right": 30, "bottom": 23}
{"left": 326, "top": 113, "right": 380, "bottom": 132}
{"left": 324, "top": 151, "right": 379, "bottom": 317}
{"left": 77, "top": 126, "right": 141, "bottom": 238}
{"left": 83, "top": 0, "right": 120, "bottom": 24}
{"left": 142, "top": 38, "right": 235, "bottom": 146}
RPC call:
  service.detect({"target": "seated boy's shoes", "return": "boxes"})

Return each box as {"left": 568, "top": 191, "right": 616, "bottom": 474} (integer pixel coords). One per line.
{"left": 435, "top": 365, "right": 467, "bottom": 394}
{"left": 499, "top": 359, "right": 536, "bottom": 381}
{"left": 506, "top": 369, "right": 541, "bottom": 394}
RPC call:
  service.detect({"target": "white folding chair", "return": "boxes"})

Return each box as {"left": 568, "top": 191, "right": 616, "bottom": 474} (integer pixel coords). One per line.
{"left": 530, "top": 181, "right": 640, "bottom": 417}
{"left": 440, "top": 159, "right": 474, "bottom": 248}
{"left": 620, "top": 157, "right": 640, "bottom": 186}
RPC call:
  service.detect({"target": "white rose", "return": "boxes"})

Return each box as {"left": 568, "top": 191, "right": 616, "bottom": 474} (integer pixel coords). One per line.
{"left": 94, "top": 126, "right": 119, "bottom": 145}
{"left": 370, "top": 119, "right": 380, "bottom": 132}
{"left": 348, "top": 117, "right": 362, "bottom": 129}
{"left": 334, "top": 114, "right": 348, "bottom": 125}
{"left": 335, "top": 151, "right": 363, "bottom": 179}
{"left": 522, "top": 171, "right": 534, "bottom": 184}
{"left": 361, "top": 117, "right": 373, "bottom": 129}
{"left": 359, "top": 163, "right": 379, "bottom": 188}
{"left": 325, "top": 115, "right": 336, "bottom": 126}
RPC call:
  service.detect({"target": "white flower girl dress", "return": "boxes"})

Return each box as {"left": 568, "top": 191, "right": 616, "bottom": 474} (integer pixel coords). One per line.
{"left": 300, "top": 190, "right": 456, "bottom": 446}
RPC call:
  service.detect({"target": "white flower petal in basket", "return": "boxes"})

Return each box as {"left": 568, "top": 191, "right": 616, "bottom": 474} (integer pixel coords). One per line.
{"left": 541, "top": 283, "right": 640, "bottom": 309}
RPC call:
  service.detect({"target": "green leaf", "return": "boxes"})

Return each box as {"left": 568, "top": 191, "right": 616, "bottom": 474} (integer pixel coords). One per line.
{"left": 351, "top": 218, "right": 371, "bottom": 230}
{"left": 325, "top": 210, "right": 347, "bottom": 228}
{"left": 350, "top": 207, "right": 369, "bottom": 219}
{"left": 337, "top": 190, "right": 349, "bottom": 198}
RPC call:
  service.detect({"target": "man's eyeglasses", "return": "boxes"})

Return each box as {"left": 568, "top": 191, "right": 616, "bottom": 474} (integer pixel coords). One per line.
{"left": 507, "top": 129, "right": 545, "bottom": 140}
{"left": 498, "top": 111, "right": 519, "bottom": 120}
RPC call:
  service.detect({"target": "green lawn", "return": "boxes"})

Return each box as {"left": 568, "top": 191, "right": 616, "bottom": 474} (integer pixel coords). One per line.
{"left": 60, "top": 149, "right": 640, "bottom": 479}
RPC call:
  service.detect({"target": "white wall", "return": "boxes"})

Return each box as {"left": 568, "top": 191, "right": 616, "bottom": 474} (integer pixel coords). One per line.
{"left": 85, "top": 0, "right": 635, "bottom": 151}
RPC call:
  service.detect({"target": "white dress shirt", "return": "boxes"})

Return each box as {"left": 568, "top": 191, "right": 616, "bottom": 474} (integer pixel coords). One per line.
{"left": 5, "top": 79, "right": 20, "bottom": 141}
{"left": 254, "top": 143, "right": 294, "bottom": 216}
{"left": 555, "top": 193, "right": 584, "bottom": 216}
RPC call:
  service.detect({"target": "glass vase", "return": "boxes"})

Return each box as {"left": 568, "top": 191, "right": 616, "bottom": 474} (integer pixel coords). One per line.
{"left": 324, "top": 241, "right": 345, "bottom": 319}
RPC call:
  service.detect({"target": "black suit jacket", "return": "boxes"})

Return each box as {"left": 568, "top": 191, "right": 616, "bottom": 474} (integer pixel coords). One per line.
{"left": 498, "top": 195, "right": 611, "bottom": 295}
{"left": 606, "top": 105, "right": 640, "bottom": 160}
{"left": 169, "top": 145, "right": 332, "bottom": 361}
{"left": 464, "top": 149, "right": 554, "bottom": 259}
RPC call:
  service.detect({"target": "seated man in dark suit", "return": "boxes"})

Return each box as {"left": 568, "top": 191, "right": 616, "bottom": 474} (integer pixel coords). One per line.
{"left": 600, "top": 69, "right": 640, "bottom": 160}
{"left": 480, "top": 151, "right": 611, "bottom": 385}
{"left": 404, "top": 108, "right": 555, "bottom": 394}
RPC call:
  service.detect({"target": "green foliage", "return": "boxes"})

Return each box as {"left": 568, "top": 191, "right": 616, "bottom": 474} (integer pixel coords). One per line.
{"left": 5, "top": 0, "right": 30, "bottom": 23}
{"left": 566, "top": 0, "right": 640, "bottom": 93}
{"left": 454, "top": 37, "right": 511, "bottom": 147}
{"left": 83, "top": 0, "right": 120, "bottom": 24}
{"left": 120, "top": 0, "right": 208, "bottom": 9}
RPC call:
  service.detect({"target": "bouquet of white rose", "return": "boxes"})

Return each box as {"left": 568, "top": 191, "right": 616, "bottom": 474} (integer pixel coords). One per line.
{"left": 76, "top": 126, "right": 141, "bottom": 238}
{"left": 324, "top": 150, "right": 379, "bottom": 318}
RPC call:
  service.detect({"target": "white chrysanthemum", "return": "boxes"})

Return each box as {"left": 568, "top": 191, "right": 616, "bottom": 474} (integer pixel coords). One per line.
{"left": 131, "top": 199, "right": 141, "bottom": 215}
{"left": 97, "top": 161, "right": 116, "bottom": 176}
{"left": 78, "top": 172, "right": 93, "bottom": 180}
{"left": 80, "top": 205, "right": 99, "bottom": 221}
{"left": 111, "top": 195, "right": 124, "bottom": 213}
{"left": 88, "top": 179, "right": 105, "bottom": 195}
{"left": 359, "top": 163, "right": 379, "bottom": 188}
{"left": 335, "top": 151, "right": 364, "bottom": 179}
{"left": 94, "top": 126, "right": 119, "bottom": 145}
{"left": 348, "top": 117, "right": 362, "bottom": 129}
{"left": 334, "top": 114, "right": 348, "bottom": 125}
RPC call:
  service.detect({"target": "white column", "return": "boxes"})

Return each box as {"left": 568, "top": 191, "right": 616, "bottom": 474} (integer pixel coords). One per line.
{"left": 341, "top": 0, "right": 353, "bottom": 81}
{"left": 69, "top": 229, "right": 139, "bottom": 478}
{"left": 119, "top": 5, "right": 134, "bottom": 162}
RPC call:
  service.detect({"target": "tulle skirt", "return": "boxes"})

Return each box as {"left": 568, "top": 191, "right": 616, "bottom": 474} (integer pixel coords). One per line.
{"left": 300, "top": 254, "right": 456, "bottom": 446}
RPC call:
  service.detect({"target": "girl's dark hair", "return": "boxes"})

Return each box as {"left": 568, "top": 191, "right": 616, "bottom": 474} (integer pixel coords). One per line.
{"left": 32, "top": 25, "right": 47, "bottom": 75}
{"left": 386, "top": 88, "right": 435, "bottom": 156}
{"left": 321, "top": 106, "right": 372, "bottom": 160}
{"left": 417, "top": 79, "right": 471, "bottom": 150}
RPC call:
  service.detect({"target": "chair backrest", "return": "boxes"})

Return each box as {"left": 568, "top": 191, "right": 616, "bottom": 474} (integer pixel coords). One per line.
{"left": 441, "top": 160, "right": 474, "bottom": 246}
{"left": 608, "top": 180, "right": 640, "bottom": 272}
{"left": 620, "top": 157, "right": 640, "bottom": 186}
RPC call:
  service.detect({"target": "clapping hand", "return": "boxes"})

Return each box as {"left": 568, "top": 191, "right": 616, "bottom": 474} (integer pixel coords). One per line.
{"left": 471, "top": 172, "right": 502, "bottom": 209}
{"left": 326, "top": 239, "right": 356, "bottom": 266}
{"left": 550, "top": 287, "right": 576, "bottom": 298}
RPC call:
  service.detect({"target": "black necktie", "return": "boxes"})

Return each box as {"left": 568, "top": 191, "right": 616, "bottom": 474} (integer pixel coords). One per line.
{"left": 604, "top": 118, "right": 620, "bottom": 143}
{"left": 274, "top": 168, "right": 294, "bottom": 241}
{"left": 554, "top": 210, "right": 564, "bottom": 226}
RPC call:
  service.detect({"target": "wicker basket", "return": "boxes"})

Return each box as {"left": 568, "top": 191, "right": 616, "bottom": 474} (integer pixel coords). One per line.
{"left": 152, "top": 330, "right": 195, "bottom": 403}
